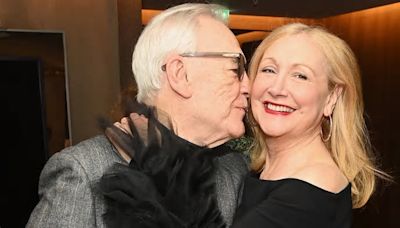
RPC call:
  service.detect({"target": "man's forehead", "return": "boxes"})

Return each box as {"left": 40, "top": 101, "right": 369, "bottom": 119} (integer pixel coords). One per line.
{"left": 196, "top": 16, "right": 242, "bottom": 53}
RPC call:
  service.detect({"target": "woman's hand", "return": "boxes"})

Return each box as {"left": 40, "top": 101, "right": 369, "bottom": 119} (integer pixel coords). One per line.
{"left": 114, "top": 113, "right": 148, "bottom": 136}
{"left": 111, "top": 113, "right": 149, "bottom": 162}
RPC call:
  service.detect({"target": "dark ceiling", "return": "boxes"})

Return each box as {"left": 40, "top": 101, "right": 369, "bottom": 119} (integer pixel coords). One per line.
{"left": 142, "top": 0, "right": 399, "bottom": 18}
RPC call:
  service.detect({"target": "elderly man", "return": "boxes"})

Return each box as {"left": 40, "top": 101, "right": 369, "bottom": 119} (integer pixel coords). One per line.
{"left": 27, "top": 3, "right": 249, "bottom": 228}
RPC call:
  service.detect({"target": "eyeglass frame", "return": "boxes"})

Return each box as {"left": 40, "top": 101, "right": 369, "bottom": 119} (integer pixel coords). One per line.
{"left": 161, "top": 52, "right": 247, "bottom": 81}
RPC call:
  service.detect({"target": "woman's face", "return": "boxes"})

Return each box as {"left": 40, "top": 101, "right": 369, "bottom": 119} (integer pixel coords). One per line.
{"left": 251, "top": 33, "right": 334, "bottom": 140}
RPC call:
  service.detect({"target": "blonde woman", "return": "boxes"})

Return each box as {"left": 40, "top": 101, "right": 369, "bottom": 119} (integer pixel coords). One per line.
{"left": 232, "top": 23, "right": 388, "bottom": 228}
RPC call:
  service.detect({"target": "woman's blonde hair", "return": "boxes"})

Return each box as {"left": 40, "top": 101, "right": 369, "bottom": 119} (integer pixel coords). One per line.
{"left": 248, "top": 22, "right": 389, "bottom": 208}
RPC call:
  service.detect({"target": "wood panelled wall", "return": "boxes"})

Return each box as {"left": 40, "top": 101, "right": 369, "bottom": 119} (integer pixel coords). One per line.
{"left": 319, "top": 3, "right": 400, "bottom": 228}
{"left": 0, "top": 0, "right": 121, "bottom": 144}
{"left": 117, "top": 0, "right": 142, "bottom": 91}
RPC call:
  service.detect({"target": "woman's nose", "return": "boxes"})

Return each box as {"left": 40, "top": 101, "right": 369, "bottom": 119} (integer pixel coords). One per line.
{"left": 267, "top": 75, "right": 288, "bottom": 97}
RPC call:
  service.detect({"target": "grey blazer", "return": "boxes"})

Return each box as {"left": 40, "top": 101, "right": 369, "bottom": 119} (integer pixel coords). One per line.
{"left": 26, "top": 135, "right": 248, "bottom": 227}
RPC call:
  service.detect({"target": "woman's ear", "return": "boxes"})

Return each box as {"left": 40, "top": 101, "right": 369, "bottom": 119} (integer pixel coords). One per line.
{"left": 164, "top": 55, "right": 192, "bottom": 98}
{"left": 324, "top": 85, "right": 343, "bottom": 116}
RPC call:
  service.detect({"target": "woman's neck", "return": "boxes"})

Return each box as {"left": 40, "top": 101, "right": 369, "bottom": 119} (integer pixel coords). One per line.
{"left": 261, "top": 131, "right": 329, "bottom": 180}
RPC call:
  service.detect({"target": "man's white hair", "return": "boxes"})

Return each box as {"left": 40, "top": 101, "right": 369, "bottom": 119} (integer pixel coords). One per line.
{"left": 132, "top": 3, "right": 229, "bottom": 103}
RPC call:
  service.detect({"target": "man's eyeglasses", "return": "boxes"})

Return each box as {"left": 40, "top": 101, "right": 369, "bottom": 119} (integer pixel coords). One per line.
{"left": 161, "top": 52, "right": 247, "bottom": 81}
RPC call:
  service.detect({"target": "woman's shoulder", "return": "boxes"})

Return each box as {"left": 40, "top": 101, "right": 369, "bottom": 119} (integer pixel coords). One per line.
{"left": 290, "top": 162, "right": 349, "bottom": 194}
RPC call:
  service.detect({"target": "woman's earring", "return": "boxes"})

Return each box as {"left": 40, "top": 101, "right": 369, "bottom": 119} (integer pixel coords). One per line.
{"left": 321, "top": 115, "right": 333, "bottom": 142}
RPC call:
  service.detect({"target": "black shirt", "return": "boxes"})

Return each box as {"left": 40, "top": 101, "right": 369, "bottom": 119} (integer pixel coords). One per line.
{"left": 232, "top": 173, "right": 352, "bottom": 228}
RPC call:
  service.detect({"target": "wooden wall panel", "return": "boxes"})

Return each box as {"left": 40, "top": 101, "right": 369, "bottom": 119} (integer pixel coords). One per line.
{"left": 117, "top": 0, "right": 142, "bottom": 90}
{"left": 0, "top": 0, "right": 121, "bottom": 144}
{"left": 319, "top": 3, "right": 400, "bottom": 227}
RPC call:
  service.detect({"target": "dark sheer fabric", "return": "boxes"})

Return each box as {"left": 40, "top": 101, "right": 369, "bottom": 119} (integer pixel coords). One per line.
{"left": 99, "top": 102, "right": 226, "bottom": 228}
{"left": 232, "top": 173, "right": 352, "bottom": 228}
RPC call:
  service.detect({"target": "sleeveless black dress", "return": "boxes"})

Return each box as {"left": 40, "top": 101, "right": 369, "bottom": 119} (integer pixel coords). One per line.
{"left": 232, "top": 173, "right": 352, "bottom": 228}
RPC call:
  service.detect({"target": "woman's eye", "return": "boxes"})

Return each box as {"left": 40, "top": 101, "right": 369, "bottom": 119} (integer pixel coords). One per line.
{"left": 261, "top": 67, "right": 276, "bottom": 74}
{"left": 294, "top": 73, "right": 308, "bottom": 80}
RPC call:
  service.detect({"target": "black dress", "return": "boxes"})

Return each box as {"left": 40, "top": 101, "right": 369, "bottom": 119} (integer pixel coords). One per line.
{"left": 232, "top": 173, "right": 352, "bottom": 228}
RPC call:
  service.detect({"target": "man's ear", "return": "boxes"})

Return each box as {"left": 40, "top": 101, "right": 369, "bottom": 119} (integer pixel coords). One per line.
{"left": 164, "top": 56, "right": 192, "bottom": 98}
{"left": 324, "top": 85, "right": 343, "bottom": 116}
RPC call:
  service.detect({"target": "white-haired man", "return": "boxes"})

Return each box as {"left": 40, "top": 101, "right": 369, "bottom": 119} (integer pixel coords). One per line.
{"left": 27, "top": 3, "right": 249, "bottom": 228}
